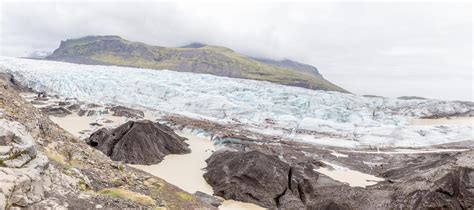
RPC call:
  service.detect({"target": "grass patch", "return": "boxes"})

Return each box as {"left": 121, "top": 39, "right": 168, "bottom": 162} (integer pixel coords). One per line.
{"left": 78, "top": 179, "right": 88, "bottom": 191}
{"left": 175, "top": 192, "right": 194, "bottom": 202}
{"left": 44, "top": 149, "right": 67, "bottom": 165}
{"left": 143, "top": 178, "right": 163, "bottom": 191}
{"left": 98, "top": 188, "right": 157, "bottom": 206}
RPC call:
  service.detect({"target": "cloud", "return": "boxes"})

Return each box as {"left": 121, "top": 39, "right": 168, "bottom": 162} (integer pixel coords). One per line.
{"left": 0, "top": 1, "right": 472, "bottom": 101}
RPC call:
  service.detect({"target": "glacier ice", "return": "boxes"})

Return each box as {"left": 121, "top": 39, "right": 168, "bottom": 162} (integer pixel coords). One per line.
{"left": 0, "top": 56, "right": 472, "bottom": 148}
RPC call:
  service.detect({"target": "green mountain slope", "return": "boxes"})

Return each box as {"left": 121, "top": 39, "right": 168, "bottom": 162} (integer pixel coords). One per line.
{"left": 46, "top": 35, "right": 348, "bottom": 92}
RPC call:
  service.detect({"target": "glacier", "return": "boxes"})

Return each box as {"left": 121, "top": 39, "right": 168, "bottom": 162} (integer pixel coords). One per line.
{"left": 0, "top": 56, "right": 472, "bottom": 148}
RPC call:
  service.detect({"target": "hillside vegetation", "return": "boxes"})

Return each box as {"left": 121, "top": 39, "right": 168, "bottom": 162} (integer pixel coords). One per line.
{"left": 46, "top": 35, "right": 347, "bottom": 92}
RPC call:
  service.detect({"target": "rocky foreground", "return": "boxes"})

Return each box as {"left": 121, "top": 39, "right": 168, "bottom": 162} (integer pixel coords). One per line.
{"left": 204, "top": 148, "right": 473, "bottom": 209}
{"left": 0, "top": 74, "right": 214, "bottom": 209}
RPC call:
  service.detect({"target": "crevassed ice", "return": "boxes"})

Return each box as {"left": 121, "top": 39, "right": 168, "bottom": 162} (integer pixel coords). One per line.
{"left": 0, "top": 56, "right": 472, "bottom": 148}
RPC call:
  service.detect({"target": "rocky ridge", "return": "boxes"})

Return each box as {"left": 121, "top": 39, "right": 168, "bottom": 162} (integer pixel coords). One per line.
{"left": 0, "top": 74, "right": 214, "bottom": 209}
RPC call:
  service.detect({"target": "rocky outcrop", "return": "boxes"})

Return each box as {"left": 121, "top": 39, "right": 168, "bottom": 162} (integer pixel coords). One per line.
{"left": 39, "top": 106, "right": 72, "bottom": 117}
{"left": 66, "top": 104, "right": 80, "bottom": 111}
{"left": 0, "top": 73, "right": 31, "bottom": 92}
{"left": 204, "top": 147, "right": 474, "bottom": 209}
{"left": 385, "top": 150, "right": 474, "bottom": 209}
{"left": 0, "top": 119, "right": 50, "bottom": 209}
{"left": 204, "top": 150, "right": 320, "bottom": 208}
{"left": 204, "top": 150, "right": 289, "bottom": 208}
{"left": 409, "top": 167, "right": 473, "bottom": 209}
{"left": 87, "top": 120, "right": 190, "bottom": 164}
{"left": 193, "top": 191, "right": 223, "bottom": 207}
{"left": 109, "top": 106, "right": 144, "bottom": 118}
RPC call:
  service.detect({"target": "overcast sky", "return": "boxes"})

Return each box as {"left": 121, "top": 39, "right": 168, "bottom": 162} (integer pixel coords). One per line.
{"left": 0, "top": 1, "right": 472, "bottom": 101}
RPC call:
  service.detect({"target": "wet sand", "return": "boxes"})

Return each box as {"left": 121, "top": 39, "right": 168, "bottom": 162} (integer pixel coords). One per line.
{"left": 50, "top": 113, "right": 127, "bottom": 138}
{"left": 130, "top": 132, "right": 265, "bottom": 210}
{"left": 315, "top": 161, "right": 384, "bottom": 188}
{"left": 130, "top": 133, "right": 215, "bottom": 195}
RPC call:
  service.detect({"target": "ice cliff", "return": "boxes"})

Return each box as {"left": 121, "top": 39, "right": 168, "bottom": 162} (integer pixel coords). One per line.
{"left": 0, "top": 57, "right": 472, "bottom": 148}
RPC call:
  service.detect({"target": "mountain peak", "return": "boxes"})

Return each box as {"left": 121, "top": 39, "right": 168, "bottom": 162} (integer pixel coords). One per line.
{"left": 46, "top": 35, "right": 347, "bottom": 92}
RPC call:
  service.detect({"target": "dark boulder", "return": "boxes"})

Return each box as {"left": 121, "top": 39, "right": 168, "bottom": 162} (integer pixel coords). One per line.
{"left": 66, "top": 104, "right": 80, "bottom": 111}
{"left": 86, "top": 110, "right": 97, "bottom": 116}
{"left": 87, "top": 120, "right": 190, "bottom": 164}
{"left": 204, "top": 150, "right": 317, "bottom": 208}
{"left": 78, "top": 109, "right": 87, "bottom": 116}
{"left": 58, "top": 101, "right": 71, "bottom": 106}
{"left": 40, "top": 106, "right": 72, "bottom": 117}
{"left": 109, "top": 106, "right": 144, "bottom": 118}
{"left": 392, "top": 167, "right": 474, "bottom": 209}
{"left": 383, "top": 150, "right": 474, "bottom": 209}
{"left": 87, "top": 103, "right": 102, "bottom": 108}
{"left": 78, "top": 109, "right": 97, "bottom": 117}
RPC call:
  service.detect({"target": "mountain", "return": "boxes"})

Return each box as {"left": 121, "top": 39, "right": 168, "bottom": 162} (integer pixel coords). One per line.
{"left": 250, "top": 57, "right": 321, "bottom": 76}
{"left": 46, "top": 35, "right": 347, "bottom": 92}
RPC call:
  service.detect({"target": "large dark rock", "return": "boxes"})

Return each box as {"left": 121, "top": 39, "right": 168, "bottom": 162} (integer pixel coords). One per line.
{"left": 77, "top": 109, "right": 98, "bottom": 117}
{"left": 66, "top": 104, "right": 80, "bottom": 111}
{"left": 387, "top": 154, "right": 474, "bottom": 209}
{"left": 203, "top": 150, "right": 317, "bottom": 208}
{"left": 40, "top": 106, "right": 72, "bottom": 117}
{"left": 109, "top": 106, "right": 144, "bottom": 118}
{"left": 87, "top": 120, "right": 190, "bottom": 164}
